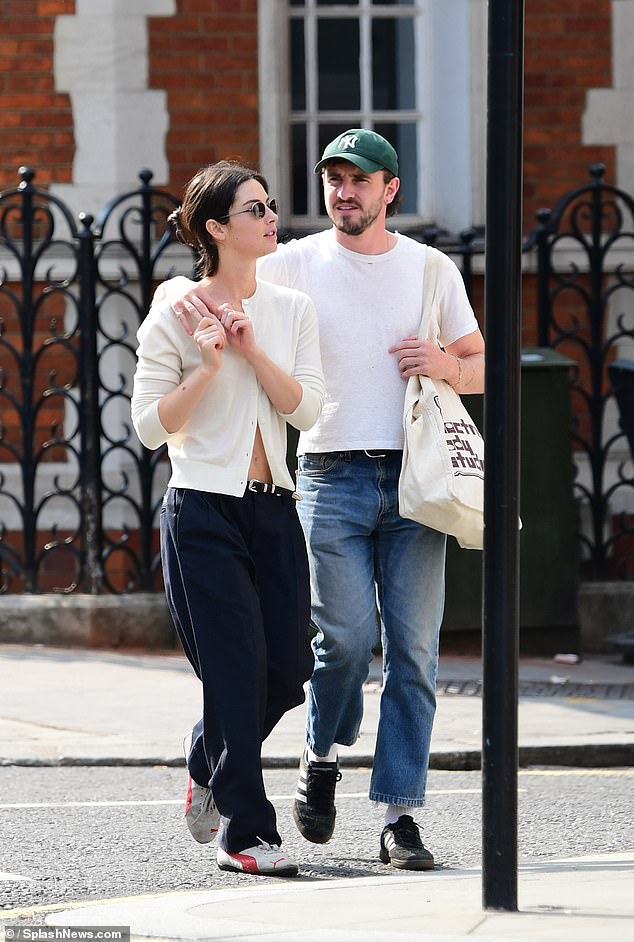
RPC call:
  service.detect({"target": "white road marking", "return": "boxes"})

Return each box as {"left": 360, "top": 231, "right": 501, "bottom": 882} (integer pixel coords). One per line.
{"left": 6, "top": 772, "right": 626, "bottom": 811}
{"left": 0, "top": 799, "right": 183, "bottom": 809}
{"left": 0, "top": 788, "right": 486, "bottom": 810}
{"left": 519, "top": 768, "right": 634, "bottom": 776}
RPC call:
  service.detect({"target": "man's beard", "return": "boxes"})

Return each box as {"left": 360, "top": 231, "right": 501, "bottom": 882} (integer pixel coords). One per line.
{"left": 328, "top": 197, "right": 384, "bottom": 236}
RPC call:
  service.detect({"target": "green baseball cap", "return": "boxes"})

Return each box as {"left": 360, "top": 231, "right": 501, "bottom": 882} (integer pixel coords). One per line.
{"left": 314, "top": 128, "right": 399, "bottom": 177}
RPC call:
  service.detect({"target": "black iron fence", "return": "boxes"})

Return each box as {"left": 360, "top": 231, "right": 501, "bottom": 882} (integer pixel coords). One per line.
{"left": 0, "top": 167, "right": 194, "bottom": 593}
{"left": 0, "top": 164, "right": 632, "bottom": 593}
{"left": 525, "top": 164, "right": 634, "bottom": 578}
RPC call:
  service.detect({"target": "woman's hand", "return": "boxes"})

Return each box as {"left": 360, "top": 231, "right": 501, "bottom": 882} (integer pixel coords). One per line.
{"left": 157, "top": 313, "right": 226, "bottom": 435}
{"left": 194, "top": 314, "right": 226, "bottom": 373}
{"left": 217, "top": 302, "right": 257, "bottom": 359}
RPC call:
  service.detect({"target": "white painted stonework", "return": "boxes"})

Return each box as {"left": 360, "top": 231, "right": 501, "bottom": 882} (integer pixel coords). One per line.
{"left": 583, "top": 0, "right": 634, "bottom": 194}
{"left": 51, "top": 0, "right": 175, "bottom": 217}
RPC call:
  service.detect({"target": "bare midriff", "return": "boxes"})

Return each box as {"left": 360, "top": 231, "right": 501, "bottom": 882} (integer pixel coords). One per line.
{"left": 247, "top": 424, "right": 272, "bottom": 483}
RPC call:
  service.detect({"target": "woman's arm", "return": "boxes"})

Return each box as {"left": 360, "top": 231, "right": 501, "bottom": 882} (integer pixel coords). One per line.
{"left": 216, "top": 304, "right": 303, "bottom": 415}
{"left": 131, "top": 307, "right": 225, "bottom": 448}
{"left": 157, "top": 316, "right": 225, "bottom": 431}
{"left": 216, "top": 297, "right": 324, "bottom": 429}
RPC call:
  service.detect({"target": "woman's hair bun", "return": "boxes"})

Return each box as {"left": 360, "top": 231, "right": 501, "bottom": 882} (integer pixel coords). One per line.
{"left": 168, "top": 206, "right": 193, "bottom": 247}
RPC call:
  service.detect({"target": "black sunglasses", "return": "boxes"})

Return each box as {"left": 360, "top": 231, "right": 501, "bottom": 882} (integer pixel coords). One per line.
{"left": 219, "top": 198, "right": 279, "bottom": 222}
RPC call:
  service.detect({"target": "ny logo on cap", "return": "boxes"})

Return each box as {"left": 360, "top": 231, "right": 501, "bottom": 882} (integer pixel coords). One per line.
{"left": 338, "top": 134, "right": 359, "bottom": 151}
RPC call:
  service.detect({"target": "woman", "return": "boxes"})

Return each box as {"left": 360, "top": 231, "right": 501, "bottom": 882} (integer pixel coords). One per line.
{"left": 131, "top": 161, "right": 324, "bottom": 877}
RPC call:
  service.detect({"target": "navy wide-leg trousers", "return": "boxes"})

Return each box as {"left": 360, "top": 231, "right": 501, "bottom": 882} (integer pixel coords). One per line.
{"left": 160, "top": 487, "right": 313, "bottom": 853}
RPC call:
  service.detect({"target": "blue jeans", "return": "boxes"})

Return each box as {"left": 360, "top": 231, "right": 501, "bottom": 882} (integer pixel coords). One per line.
{"left": 296, "top": 450, "right": 446, "bottom": 807}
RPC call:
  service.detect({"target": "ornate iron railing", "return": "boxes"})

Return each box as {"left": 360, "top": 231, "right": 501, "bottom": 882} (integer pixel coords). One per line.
{"left": 0, "top": 167, "right": 194, "bottom": 593}
{"left": 526, "top": 164, "right": 634, "bottom": 578}
{"left": 0, "top": 164, "right": 631, "bottom": 591}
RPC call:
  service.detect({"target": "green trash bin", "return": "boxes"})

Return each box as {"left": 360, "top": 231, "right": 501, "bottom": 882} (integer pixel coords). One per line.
{"left": 443, "top": 347, "right": 579, "bottom": 654}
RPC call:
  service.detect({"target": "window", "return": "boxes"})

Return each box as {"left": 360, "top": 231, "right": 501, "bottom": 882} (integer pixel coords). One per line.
{"left": 258, "top": 0, "right": 486, "bottom": 233}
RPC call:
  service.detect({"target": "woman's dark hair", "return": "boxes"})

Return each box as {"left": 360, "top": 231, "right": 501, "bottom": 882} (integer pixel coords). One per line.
{"left": 168, "top": 161, "right": 268, "bottom": 277}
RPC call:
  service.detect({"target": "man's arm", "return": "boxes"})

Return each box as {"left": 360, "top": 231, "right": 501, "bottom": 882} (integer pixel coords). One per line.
{"left": 152, "top": 242, "right": 297, "bottom": 335}
{"left": 442, "top": 329, "right": 485, "bottom": 394}
{"left": 388, "top": 328, "right": 485, "bottom": 394}
{"left": 150, "top": 278, "right": 216, "bottom": 335}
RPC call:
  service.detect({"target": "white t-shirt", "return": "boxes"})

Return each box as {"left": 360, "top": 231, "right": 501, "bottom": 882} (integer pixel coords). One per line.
{"left": 258, "top": 229, "right": 478, "bottom": 453}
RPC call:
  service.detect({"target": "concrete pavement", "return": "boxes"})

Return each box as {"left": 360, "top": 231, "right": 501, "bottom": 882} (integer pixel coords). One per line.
{"left": 1, "top": 642, "right": 633, "bottom": 940}
{"left": 1, "top": 643, "right": 633, "bottom": 768}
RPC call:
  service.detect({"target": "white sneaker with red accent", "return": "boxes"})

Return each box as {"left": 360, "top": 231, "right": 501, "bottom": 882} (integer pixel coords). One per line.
{"left": 184, "top": 776, "right": 220, "bottom": 843}
{"left": 217, "top": 841, "right": 299, "bottom": 876}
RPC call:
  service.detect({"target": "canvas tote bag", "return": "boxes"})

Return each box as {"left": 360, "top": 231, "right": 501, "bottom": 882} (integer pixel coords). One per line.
{"left": 398, "top": 246, "right": 484, "bottom": 550}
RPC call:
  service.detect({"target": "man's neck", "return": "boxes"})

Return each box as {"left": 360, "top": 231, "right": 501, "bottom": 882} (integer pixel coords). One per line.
{"left": 332, "top": 225, "right": 396, "bottom": 256}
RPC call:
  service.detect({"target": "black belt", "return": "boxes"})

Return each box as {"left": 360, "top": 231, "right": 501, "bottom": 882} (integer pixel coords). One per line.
{"left": 246, "top": 480, "right": 301, "bottom": 501}
{"left": 356, "top": 449, "right": 403, "bottom": 458}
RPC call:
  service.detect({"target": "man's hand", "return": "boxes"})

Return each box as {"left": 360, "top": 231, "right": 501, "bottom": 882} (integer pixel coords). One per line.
{"left": 179, "top": 294, "right": 219, "bottom": 336}
{"left": 154, "top": 277, "right": 217, "bottom": 336}
{"left": 388, "top": 337, "right": 455, "bottom": 381}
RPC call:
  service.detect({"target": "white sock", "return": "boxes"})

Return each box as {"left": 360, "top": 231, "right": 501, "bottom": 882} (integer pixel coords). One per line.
{"left": 384, "top": 804, "right": 409, "bottom": 826}
{"left": 307, "top": 744, "right": 339, "bottom": 763}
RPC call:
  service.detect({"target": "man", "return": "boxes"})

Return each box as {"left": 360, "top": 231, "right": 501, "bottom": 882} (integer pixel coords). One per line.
{"left": 166, "top": 129, "right": 485, "bottom": 869}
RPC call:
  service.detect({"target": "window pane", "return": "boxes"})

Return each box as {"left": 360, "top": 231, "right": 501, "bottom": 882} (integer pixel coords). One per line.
{"left": 291, "top": 124, "right": 308, "bottom": 216}
{"left": 290, "top": 20, "right": 306, "bottom": 110}
{"left": 372, "top": 18, "right": 415, "bottom": 110}
{"left": 374, "top": 122, "right": 417, "bottom": 214}
{"left": 317, "top": 123, "right": 354, "bottom": 162}
{"left": 317, "top": 0, "right": 358, "bottom": 5}
{"left": 373, "top": 0, "right": 415, "bottom": 6}
{"left": 318, "top": 19, "right": 360, "bottom": 110}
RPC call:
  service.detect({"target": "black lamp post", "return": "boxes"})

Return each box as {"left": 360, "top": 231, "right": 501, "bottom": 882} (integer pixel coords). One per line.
{"left": 482, "top": 0, "right": 525, "bottom": 912}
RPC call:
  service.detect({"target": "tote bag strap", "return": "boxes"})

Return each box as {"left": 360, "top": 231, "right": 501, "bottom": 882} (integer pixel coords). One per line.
{"left": 417, "top": 245, "right": 443, "bottom": 342}
{"left": 403, "top": 246, "right": 444, "bottom": 415}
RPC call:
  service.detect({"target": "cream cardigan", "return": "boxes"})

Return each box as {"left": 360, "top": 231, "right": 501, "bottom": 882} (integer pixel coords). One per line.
{"left": 131, "top": 279, "right": 324, "bottom": 496}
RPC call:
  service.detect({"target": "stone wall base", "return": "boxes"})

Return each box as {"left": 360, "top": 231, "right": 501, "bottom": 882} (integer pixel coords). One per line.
{"left": 577, "top": 581, "right": 634, "bottom": 653}
{"left": 0, "top": 584, "right": 631, "bottom": 655}
{"left": 0, "top": 594, "right": 177, "bottom": 649}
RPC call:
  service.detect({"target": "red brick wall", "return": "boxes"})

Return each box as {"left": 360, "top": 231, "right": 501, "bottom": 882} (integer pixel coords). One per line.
{"left": 523, "top": 0, "right": 615, "bottom": 231}
{"left": 148, "top": 0, "right": 259, "bottom": 193}
{"left": 0, "top": 1, "right": 617, "bottom": 222}
{"left": 0, "top": 0, "right": 75, "bottom": 190}
{"left": 521, "top": 2, "right": 617, "bottom": 346}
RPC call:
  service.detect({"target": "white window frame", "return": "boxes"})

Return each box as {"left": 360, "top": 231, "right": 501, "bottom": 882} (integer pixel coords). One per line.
{"left": 258, "top": 0, "right": 486, "bottom": 234}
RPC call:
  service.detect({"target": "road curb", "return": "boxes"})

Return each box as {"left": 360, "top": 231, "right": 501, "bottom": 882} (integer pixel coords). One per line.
{"left": 2, "top": 742, "right": 633, "bottom": 770}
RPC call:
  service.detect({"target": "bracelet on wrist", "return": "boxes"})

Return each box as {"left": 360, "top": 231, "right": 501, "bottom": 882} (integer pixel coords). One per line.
{"left": 449, "top": 355, "right": 462, "bottom": 388}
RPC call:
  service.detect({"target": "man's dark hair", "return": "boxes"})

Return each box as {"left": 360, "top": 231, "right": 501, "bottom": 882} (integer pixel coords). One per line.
{"left": 383, "top": 171, "right": 404, "bottom": 217}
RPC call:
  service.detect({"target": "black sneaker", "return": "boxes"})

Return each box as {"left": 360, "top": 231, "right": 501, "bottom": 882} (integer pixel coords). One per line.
{"left": 292, "top": 749, "right": 341, "bottom": 844}
{"left": 379, "top": 815, "right": 435, "bottom": 870}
